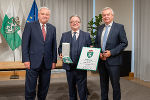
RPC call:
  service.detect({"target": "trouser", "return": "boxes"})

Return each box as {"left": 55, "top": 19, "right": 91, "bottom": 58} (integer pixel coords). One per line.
{"left": 25, "top": 60, "right": 51, "bottom": 100}
{"left": 98, "top": 62, "right": 121, "bottom": 100}
{"left": 66, "top": 69, "right": 87, "bottom": 100}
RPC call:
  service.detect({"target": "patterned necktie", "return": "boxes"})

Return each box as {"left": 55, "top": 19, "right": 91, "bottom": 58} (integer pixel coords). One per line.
{"left": 71, "top": 32, "right": 77, "bottom": 64}
{"left": 73, "top": 32, "right": 76, "bottom": 41}
{"left": 42, "top": 24, "right": 46, "bottom": 40}
{"left": 102, "top": 25, "right": 109, "bottom": 52}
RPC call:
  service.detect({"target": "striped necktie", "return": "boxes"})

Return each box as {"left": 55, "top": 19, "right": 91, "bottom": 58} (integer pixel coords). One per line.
{"left": 42, "top": 24, "right": 46, "bottom": 40}
{"left": 102, "top": 25, "right": 109, "bottom": 52}
{"left": 73, "top": 32, "right": 76, "bottom": 41}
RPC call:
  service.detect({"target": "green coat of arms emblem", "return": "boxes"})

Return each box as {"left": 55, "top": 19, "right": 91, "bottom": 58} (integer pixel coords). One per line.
{"left": 87, "top": 50, "right": 94, "bottom": 58}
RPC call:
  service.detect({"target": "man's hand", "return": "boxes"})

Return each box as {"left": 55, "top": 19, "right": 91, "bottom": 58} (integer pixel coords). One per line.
{"left": 100, "top": 53, "right": 107, "bottom": 60}
{"left": 59, "top": 53, "right": 63, "bottom": 59}
{"left": 103, "top": 50, "right": 111, "bottom": 58}
{"left": 100, "top": 50, "right": 111, "bottom": 61}
{"left": 52, "top": 63, "right": 56, "bottom": 69}
{"left": 24, "top": 62, "right": 30, "bottom": 69}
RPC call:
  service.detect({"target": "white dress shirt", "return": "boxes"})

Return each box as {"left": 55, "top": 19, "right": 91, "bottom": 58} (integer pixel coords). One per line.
{"left": 72, "top": 30, "right": 80, "bottom": 40}
{"left": 40, "top": 23, "right": 47, "bottom": 34}
{"left": 101, "top": 21, "right": 113, "bottom": 47}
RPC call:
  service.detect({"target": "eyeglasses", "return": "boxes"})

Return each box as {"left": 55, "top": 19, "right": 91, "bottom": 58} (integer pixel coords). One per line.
{"left": 70, "top": 21, "right": 80, "bottom": 24}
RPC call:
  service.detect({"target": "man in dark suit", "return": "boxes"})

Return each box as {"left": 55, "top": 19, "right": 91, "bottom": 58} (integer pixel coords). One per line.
{"left": 95, "top": 7, "right": 128, "bottom": 100}
{"left": 58, "top": 15, "right": 92, "bottom": 100}
{"left": 22, "top": 7, "right": 57, "bottom": 100}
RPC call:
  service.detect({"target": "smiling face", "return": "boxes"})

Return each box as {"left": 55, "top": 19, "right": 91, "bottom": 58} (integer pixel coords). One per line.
{"left": 102, "top": 8, "right": 114, "bottom": 25}
{"left": 38, "top": 8, "right": 50, "bottom": 24}
{"left": 70, "top": 16, "right": 81, "bottom": 31}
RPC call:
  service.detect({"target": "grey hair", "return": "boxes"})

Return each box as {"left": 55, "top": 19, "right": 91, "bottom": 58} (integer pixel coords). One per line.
{"left": 38, "top": 7, "right": 51, "bottom": 13}
{"left": 69, "top": 15, "right": 81, "bottom": 22}
{"left": 101, "top": 7, "right": 114, "bottom": 15}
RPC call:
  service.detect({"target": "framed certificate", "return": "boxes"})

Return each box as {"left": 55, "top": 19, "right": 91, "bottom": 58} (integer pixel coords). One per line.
{"left": 77, "top": 47, "right": 101, "bottom": 71}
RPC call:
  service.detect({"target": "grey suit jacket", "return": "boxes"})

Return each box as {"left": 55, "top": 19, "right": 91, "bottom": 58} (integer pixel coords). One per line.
{"left": 95, "top": 22, "right": 128, "bottom": 65}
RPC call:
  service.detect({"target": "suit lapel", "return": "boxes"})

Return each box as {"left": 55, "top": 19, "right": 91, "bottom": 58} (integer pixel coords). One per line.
{"left": 36, "top": 21, "right": 44, "bottom": 41}
{"left": 69, "top": 31, "right": 72, "bottom": 42}
{"left": 68, "top": 31, "right": 72, "bottom": 44}
{"left": 46, "top": 24, "right": 50, "bottom": 41}
{"left": 106, "top": 22, "right": 115, "bottom": 44}
{"left": 98, "top": 24, "right": 105, "bottom": 48}
{"left": 77, "top": 30, "right": 83, "bottom": 47}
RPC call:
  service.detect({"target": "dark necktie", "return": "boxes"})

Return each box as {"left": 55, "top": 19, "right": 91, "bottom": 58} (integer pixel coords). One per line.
{"left": 71, "top": 32, "right": 78, "bottom": 64}
{"left": 42, "top": 24, "right": 46, "bottom": 40}
{"left": 73, "top": 32, "right": 76, "bottom": 41}
{"left": 102, "top": 25, "right": 109, "bottom": 52}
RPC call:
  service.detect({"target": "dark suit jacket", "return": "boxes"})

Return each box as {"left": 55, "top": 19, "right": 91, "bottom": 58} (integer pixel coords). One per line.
{"left": 95, "top": 22, "right": 128, "bottom": 65}
{"left": 58, "top": 30, "right": 92, "bottom": 70}
{"left": 22, "top": 21, "right": 57, "bottom": 69}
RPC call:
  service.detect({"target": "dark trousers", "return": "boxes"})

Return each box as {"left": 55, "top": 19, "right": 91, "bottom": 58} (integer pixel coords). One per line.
{"left": 66, "top": 69, "right": 87, "bottom": 100}
{"left": 98, "top": 61, "right": 121, "bottom": 100}
{"left": 25, "top": 60, "right": 51, "bottom": 100}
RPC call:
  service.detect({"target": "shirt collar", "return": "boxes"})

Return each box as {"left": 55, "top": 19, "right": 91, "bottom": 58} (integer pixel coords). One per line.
{"left": 105, "top": 21, "right": 113, "bottom": 27}
{"left": 72, "top": 30, "right": 79, "bottom": 34}
{"left": 40, "top": 23, "right": 46, "bottom": 27}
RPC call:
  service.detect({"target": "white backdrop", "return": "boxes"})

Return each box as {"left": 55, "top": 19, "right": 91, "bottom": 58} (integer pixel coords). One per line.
{"left": 0, "top": 0, "right": 92, "bottom": 61}
{"left": 134, "top": 0, "right": 150, "bottom": 81}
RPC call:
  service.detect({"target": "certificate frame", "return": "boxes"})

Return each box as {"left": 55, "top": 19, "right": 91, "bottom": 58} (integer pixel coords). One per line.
{"left": 77, "top": 47, "right": 101, "bottom": 71}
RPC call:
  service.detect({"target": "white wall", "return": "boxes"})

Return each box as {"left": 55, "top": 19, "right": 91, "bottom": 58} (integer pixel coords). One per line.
{"left": 95, "top": 0, "right": 132, "bottom": 50}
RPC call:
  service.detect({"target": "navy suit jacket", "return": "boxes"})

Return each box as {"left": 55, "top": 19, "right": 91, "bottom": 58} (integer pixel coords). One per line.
{"left": 58, "top": 30, "right": 92, "bottom": 70}
{"left": 95, "top": 22, "right": 128, "bottom": 65}
{"left": 22, "top": 21, "right": 57, "bottom": 69}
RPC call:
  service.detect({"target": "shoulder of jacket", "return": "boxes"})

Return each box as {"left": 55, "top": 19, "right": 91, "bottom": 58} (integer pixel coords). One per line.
{"left": 113, "top": 22, "right": 124, "bottom": 27}
{"left": 47, "top": 23, "right": 56, "bottom": 29}
{"left": 98, "top": 24, "right": 105, "bottom": 28}
{"left": 62, "top": 31, "right": 71, "bottom": 35}
{"left": 80, "top": 30, "right": 90, "bottom": 35}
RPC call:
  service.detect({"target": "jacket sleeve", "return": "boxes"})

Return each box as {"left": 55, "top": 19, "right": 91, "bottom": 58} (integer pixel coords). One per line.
{"left": 86, "top": 33, "right": 92, "bottom": 47}
{"left": 58, "top": 34, "right": 64, "bottom": 55}
{"left": 110, "top": 25, "right": 128, "bottom": 56}
{"left": 52, "top": 27, "right": 57, "bottom": 63}
{"left": 22, "top": 23, "right": 31, "bottom": 62}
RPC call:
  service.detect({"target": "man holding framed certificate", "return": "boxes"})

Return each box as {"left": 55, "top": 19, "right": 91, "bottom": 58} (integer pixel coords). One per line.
{"left": 58, "top": 15, "right": 92, "bottom": 100}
